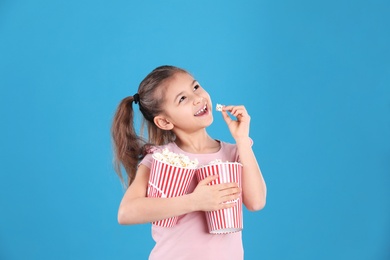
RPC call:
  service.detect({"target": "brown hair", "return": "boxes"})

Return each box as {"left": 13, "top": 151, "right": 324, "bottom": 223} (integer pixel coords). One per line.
{"left": 111, "top": 65, "right": 188, "bottom": 187}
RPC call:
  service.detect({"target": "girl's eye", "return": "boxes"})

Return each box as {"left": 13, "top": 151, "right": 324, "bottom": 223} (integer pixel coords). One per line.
{"left": 193, "top": 84, "right": 200, "bottom": 91}
{"left": 179, "top": 96, "right": 186, "bottom": 103}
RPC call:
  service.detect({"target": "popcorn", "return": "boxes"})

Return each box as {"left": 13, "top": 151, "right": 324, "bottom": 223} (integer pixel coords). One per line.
{"left": 207, "top": 159, "right": 224, "bottom": 165}
{"left": 153, "top": 148, "right": 199, "bottom": 168}
{"left": 216, "top": 103, "right": 223, "bottom": 112}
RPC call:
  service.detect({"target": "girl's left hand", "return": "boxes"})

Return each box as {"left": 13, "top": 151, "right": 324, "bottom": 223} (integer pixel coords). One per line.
{"left": 221, "top": 105, "right": 251, "bottom": 140}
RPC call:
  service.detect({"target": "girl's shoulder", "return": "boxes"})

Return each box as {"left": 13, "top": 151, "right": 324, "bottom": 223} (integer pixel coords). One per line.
{"left": 217, "top": 140, "right": 239, "bottom": 161}
{"left": 220, "top": 138, "right": 254, "bottom": 149}
{"left": 144, "top": 142, "right": 176, "bottom": 154}
{"left": 219, "top": 140, "right": 236, "bottom": 150}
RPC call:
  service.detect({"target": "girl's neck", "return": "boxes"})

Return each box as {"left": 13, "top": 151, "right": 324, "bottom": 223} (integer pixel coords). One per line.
{"left": 174, "top": 131, "right": 220, "bottom": 154}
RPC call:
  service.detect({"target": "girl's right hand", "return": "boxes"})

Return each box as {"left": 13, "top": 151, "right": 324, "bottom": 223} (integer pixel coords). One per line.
{"left": 190, "top": 175, "right": 241, "bottom": 212}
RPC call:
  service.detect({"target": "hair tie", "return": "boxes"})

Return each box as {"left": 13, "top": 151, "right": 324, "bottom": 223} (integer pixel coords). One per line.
{"left": 133, "top": 93, "right": 140, "bottom": 104}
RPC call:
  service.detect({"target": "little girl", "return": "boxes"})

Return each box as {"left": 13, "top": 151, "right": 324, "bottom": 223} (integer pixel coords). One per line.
{"left": 111, "top": 65, "right": 266, "bottom": 259}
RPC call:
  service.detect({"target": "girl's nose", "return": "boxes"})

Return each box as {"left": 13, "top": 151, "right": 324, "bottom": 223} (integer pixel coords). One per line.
{"left": 193, "top": 96, "right": 204, "bottom": 105}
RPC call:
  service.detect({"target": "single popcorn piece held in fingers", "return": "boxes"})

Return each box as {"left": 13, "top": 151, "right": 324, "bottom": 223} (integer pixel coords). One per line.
{"left": 216, "top": 103, "right": 224, "bottom": 112}
{"left": 153, "top": 148, "right": 199, "bottom": 168}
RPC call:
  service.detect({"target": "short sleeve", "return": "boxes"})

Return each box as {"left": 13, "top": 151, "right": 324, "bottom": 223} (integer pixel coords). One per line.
{"left": 139, "top": 153, "right": 154, "bottom": 169}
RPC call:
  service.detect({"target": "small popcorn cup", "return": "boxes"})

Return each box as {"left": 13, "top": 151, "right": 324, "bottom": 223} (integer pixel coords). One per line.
{"left": 147, "top": 156, "right": 197, "bottom": 227}
{"left": 196, "top": 162, "right": 243, "bottom": 234}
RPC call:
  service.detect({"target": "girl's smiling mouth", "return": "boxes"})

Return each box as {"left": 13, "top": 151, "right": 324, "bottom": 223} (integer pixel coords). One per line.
{"left": 194, "top": 104, "right": 208, "bottom": 116}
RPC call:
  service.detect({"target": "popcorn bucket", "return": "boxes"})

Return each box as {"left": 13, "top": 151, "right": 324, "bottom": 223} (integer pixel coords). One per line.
{"left": 147, "top": 156, "right": 196, "bottom": 227}
{"left": 196, "top": 162, "right": 243, "bottom": 234}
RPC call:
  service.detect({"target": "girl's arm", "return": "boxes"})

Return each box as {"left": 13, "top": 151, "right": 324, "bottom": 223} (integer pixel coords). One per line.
{"left": 236, "top": 137, "right": 266, "bottom": 211}
{"left": 118, "top": 164, "right": 241, "bottom": 225}
{"left": 221, "top": 105, "right": 267, "bottom": 211}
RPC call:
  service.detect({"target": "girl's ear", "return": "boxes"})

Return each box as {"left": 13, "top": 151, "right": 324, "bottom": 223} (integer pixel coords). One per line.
{"left": 154, "top": 115, "right": 174, "bottom": 130}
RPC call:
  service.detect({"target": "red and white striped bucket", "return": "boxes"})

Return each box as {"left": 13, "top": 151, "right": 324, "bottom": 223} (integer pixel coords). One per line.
{"left": 196, "top": 162, "right": 243, "bottom": 234}
{"left": 147, "top": 156, "right": 196, "bottom": 227}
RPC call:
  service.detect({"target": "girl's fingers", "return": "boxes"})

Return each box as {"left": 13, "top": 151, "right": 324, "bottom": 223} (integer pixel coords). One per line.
{"left": 216, "top": 182, "right": 240, "bottom": 190}
{"left": 222, "top": 105, "right": 248, "bottom": 118}
{"left": 221, "top": 109, "right": 233, "bottom": 122}
{"left": 198, "top": 175, "right": 219, "bottom": 185}
{"left": 222, "top": 186, "right": 241, "bottom": 195}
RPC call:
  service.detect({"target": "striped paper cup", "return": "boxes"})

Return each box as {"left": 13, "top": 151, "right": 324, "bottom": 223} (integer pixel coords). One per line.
{"left": 147, "top": 156, "right": 197, "bottom": 227}
{"left": 196, "top": 162, "right": 243, "bottom": 234}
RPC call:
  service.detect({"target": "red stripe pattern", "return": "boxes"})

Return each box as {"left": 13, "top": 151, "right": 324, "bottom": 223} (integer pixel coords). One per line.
{"left": 196, "top": 162, "right": 243, "bottom": 234}
{"left": 147, "top": 158, "right": 196, "bottom": 227}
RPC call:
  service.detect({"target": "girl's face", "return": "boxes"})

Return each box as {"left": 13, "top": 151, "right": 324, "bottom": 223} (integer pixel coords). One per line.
{"left": 159, "top": 72, "right": 213, "bottom": 133}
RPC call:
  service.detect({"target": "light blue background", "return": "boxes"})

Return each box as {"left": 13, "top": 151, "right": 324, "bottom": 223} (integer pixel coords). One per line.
{"left": 1, "top": 0, "right": 389, "bottom": 259}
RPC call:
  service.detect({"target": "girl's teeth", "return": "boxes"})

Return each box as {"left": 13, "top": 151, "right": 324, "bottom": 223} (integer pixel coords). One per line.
{"left": 195, "top": 106, "right": 207, "bottom": 115}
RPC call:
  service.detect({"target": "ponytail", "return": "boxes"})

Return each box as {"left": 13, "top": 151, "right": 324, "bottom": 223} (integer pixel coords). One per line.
{"left": 111, "top": 96, "right": 145, "bottom": 186}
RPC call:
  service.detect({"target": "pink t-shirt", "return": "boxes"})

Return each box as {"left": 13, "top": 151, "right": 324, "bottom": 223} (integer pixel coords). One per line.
{"left": 140, "top": 141, "right": 244, "bottom": 260}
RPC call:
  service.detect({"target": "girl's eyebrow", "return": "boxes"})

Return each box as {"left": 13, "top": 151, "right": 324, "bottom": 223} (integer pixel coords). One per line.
{"left": 173, "top": 79, "right": 198, "bottom": 102}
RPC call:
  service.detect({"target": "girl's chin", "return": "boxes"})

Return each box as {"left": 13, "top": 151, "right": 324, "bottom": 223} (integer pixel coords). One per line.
{"left": 194, "top": 115, "right": 213, "bottom": 128}
{"left": 204, "top": 116, "right": 214, "bottom": 126}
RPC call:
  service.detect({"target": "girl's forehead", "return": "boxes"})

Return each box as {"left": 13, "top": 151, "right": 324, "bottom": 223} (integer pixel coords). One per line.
{"left": 174, "top": 72, "right": 195, "bottom": 87}
{"left": 172, "top": 72, "right": 194, "bottom": 83}
{"left": 164, "top": 72, "right": 195, "bottom": 90}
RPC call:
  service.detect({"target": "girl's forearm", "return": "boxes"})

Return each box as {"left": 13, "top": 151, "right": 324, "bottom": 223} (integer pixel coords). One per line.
{"left": 118, "top": 195, "right": 195, "bottom": 225}
{"left": 236, "top": 137, "right": 267, "bottom": 211}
